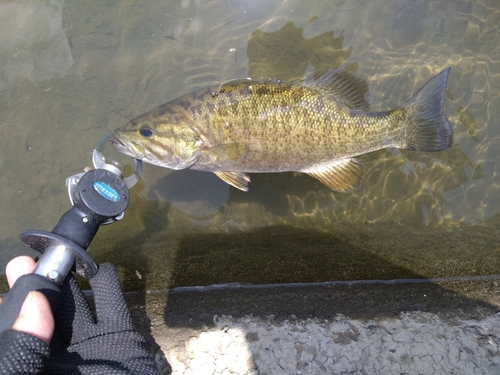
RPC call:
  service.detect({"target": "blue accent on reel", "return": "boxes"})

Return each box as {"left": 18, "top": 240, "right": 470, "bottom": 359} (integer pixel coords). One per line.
{"left": 93, "top": 181, "right": 120, "bottom": 202}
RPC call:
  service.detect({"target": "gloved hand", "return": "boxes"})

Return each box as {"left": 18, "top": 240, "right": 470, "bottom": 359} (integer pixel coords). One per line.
{"left": 0, "top": 260, "right": 159, "bottom": 375}
{"left": 47, "top": 262, "right": 159, "bottom": 375}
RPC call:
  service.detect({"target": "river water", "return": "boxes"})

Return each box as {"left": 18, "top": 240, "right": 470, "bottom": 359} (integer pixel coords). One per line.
{"left": 0, "top": 0, "right": 499, "bottom": 291}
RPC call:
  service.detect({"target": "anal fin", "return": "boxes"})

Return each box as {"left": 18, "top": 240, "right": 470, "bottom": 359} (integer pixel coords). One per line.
{"left": 214, "top": 171, "right": 250, "bottom": 191}
{"left": 305, "top": 158, "right": 363, "bottom": 192}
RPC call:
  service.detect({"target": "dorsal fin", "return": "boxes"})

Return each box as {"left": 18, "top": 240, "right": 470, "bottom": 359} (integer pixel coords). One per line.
{"left": 299, "top": 68, "right": 371, "bottom": 111}
{"left": 216, "top": 77, "right": 286, "bottom": 95}
{"left": 216, "top": 78, "right": 254, "bottom": 94}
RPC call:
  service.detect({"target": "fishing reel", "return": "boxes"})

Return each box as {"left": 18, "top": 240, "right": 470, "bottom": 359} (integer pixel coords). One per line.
{"left": 0, "top": 134, "right": 142, "bottom": 333}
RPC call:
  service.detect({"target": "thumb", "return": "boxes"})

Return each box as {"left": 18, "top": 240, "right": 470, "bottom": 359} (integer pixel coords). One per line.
{"left": 12, "top": 291, "right": 54, "bottom": 345}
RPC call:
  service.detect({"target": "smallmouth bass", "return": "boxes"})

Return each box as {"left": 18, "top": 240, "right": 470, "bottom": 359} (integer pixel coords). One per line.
{"left": 112, "top": 68, "right": 453, "bottom": 192}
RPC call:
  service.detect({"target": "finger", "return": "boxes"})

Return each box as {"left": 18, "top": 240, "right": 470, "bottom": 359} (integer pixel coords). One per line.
{"left": 12, "top": 291, "right": 54, "bottom": 345}
{"left": 6, "top": 256, "right": 36, "bottom": 288}
{"left": 52, "top": 275, "right": 95, "bottom": 346}
{"left": 90, "top": 263, "right": 133, "bottom": 331}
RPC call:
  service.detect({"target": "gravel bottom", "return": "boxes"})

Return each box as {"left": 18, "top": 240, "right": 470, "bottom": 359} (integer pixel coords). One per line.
{"left": 152, "top": 311, "right": 500, "bottom": 375}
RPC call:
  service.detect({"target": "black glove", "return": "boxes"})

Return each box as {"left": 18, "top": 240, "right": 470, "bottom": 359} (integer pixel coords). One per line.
{"left": 0, "top": 263, "right": 159, "bottom": 375}
{"left": 0, "top": 330, "right": 49, "bottom": 374}
{"left": 46, "top": 262, "right": 158, "bottom": 375}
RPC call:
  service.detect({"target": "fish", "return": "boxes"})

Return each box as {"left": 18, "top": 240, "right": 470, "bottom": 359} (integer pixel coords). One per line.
{"left": 112, "top": 68, "right": 453, "bottom": 192}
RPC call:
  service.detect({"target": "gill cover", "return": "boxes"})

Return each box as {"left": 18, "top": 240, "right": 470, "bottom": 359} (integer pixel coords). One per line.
{"left": 137, "top": 123, "right": 203, "bottom": 170}
{"left": 113, "top": 110, "right": 203, "bottom": 170}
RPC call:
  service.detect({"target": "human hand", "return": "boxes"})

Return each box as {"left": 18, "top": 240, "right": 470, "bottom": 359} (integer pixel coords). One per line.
{"left": 3, "top": 256, "right": 54, "bottom": 345}
{"left": 1, "top": 257, "right": 159, "bottom": 375}
{"left": 1, "top": 256, "right": 53, "bottom": 374}
{"left": 46, "top": 262, "right": 159, "bottom": 375}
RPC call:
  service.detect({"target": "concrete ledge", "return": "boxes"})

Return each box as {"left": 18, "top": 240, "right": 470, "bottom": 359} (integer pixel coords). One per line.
{"left": 126, "top": 280, "right": 500, "bottom": 374}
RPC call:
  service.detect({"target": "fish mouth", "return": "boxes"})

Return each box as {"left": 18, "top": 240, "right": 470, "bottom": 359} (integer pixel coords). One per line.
{"left": 110, "top": 134, "right": 129, "bottom": 153}
{"left": 110, "top": 134, "right": 146, "bottom": 160}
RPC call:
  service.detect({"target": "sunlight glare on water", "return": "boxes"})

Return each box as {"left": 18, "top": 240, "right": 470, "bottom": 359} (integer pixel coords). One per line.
{"left": 0, "top": 0, "right": 499, "bottom": 289}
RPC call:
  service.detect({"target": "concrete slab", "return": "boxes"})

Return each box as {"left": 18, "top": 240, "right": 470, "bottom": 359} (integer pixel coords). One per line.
{"left": 126, "top": 279, "right": 500, "bottom": 374}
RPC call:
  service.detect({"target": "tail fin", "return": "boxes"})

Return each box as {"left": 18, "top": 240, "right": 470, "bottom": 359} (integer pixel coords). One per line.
{"left": 401, "top": 68, "right": 453, "bottom": 151}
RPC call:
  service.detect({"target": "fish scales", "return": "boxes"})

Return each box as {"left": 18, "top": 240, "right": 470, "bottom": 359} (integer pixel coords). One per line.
{"left": 190, "top": 82, "right": 394, "bottom": 169}
{"left": 112, "top": 68, "right": 453, "bottom": 192}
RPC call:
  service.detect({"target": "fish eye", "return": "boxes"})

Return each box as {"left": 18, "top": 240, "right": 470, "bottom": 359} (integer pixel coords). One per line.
{"left": 139, "top": 127, "right": 153, "bottom": 137}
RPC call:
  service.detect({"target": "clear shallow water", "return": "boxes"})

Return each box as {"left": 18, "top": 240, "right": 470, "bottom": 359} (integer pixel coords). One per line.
{"left": 0, "top": 0, "right": 499, "bottom": 291}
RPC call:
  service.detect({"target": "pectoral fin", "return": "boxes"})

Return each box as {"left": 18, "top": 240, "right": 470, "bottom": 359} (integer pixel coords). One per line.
{"left": 214, "top": 171, "right": 251, "bottom": 191}
{"left": 305, "top": 158, "right": 363, "bottom": 192}
{"left": 201, "top": 143, "right": 248, "bottom": 163}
